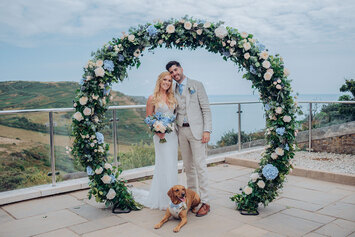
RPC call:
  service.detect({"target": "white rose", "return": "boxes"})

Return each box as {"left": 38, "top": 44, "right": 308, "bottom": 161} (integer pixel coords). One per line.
{"left": 184, "top": 21, "right": 192, "bottom": 30}
{"left": 83, "top": 107, "right": 91, "bottom": 116}
{"left": 196, "top": 29, "right": 203, "bottom": 35}
{"left": 244, "top": 186, "right": 253, "bottom": 195}
{"left": 283, "top": 115, "right": 292, "bottom": 123}
{"left": 99, "top": 83, "right": 105, "bottom": 89}
{"left": 264, "top": 72, "right": 273, "bottom": 81}
{"left": 90, "top": 143, "right": 95, "bottom": 147}
{"left": 73, "top": 112, "right": 84, "bottom": 121}
{"left": 91, "top": 135, "right": 95, "bottom": 139}
{"left": 133, "top": 49, "right": 141, "bottom": 57}
{"left": 94, "top": 67, "right": 105, "bottom": 77}
{"left": 79, "top": 96, "right": 88, "bottom": 105}
{"left": 92, "top": 94, "right": 99, "bottom": 100}
{"left": 166, "top": 24, "right": 175, "bottom": 34}
{"left": 267, "top": 69, "right": 274, "bottom": 75}
{"left": 203, "top": 22, "right": 211, "bottom": 28}
{"left": 276, "top": 84, "right": 282, "bottom": 90}
{"left": 275, "top": 107, "right": 283, "bottom": 114}
{"left": 284, "top": 68, "right": 290, "bottom": 77}
{"left": 95, "top": 167, "right": 103, "bottom": 174}
{"left": 128, "top": 34, "right": 135, "bottom": 42}
{"left": 193, "top": 23, "right": 198, "bottom": 27}
{"left": 86, "top": 76, "right": 92, "bottom": 81}
{"left": 229, "top": 48, "right": 235, "bottom": 54}
{"left": 273, "top": 81, "right": 277, "bottom": 85}
{"left": 114, "top": 45, "right": 119, "bottom": 52}
{"left": 241, "top": 32, "right": 248, "bottom": 38}
{"left": 230, "top": 40, "right": 237, "bottom": 47}
{"left": 101, "top": 175, "right": 112, "bottom": 184}
{"left": 86, "top": 134, "right": 89, "bottom": 138}
{"left": 96, "top": 60, "right": 103, "bottom": 67}
{"left": 257, "top": 180, "right": 265, "bottom": 189}
{"left": 275, "top": 147, "right": 284, "bottom": 156}
{"left": 259, "top": 51, "right": 269, "bottom": 60}
{"left": 153, "top": 121, "right": 166, "bottom": 133}
{"left": 250, "top": 173, "right": 260, "bottom": 182}
{"left": 104, "top": 163, "right": 113, "bottom": 170}
{"left": 158, "top": 39, "right": 164, "bottom": 45}
{"left": 243, "top": 42, "right": 251, "bottom": 51}
{"left": 106, "top": 188, "right": 116, "bottom": 200}
{"left": 244, "top": 53, "right": 250, "bottom": 60}
{"left": 93, "top": 116, "right": 99, "bottom": 123}
{"left": 277, "top": 79, "right": 281, "bottom": 83}
{"left": 98, "top": 146, "right": 105, "bottom": 153}
{"left": 271, "top": 153, "right": 278, "bottom": 160}
{"left": 248, "top": 38, "right": 256, "bottom": 43}
{"left": 73, "top": 103, "right": 77, "bottom": 107}
{"left": 215, "top": 26, "right": 228, "bottom": 39}
{"left": 262, "top": 60, "right": 271, "bottom": 69}
{"left": 222, "top": 42, "right": 226, "bottom": 47}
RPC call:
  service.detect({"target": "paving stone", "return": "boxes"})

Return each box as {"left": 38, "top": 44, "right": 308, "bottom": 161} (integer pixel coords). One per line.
{"left": 286, "top": 176, "right": 341, "bottom": 192}
{"left": 318, "top": 202, "right": 355, "bottom": 221}
{"left": 82, "top": 222, "right": 160, "bottom": 237}
{"left": 315, "top": 219, "right": 355, "bottom": 237}
{"left": 253, "top": 213, "right": 323, "bottom": 236}
{"left": 208, "top": 165, "right": 250, "bottom": 182}
{"left": 281, "top": 208, "right": 335, "bottom": 224}
{"left": 2, "top": 194, "right": 83, "bottom": 219}
{"left": 223, "top": 224, "right": 271, "bottom": 237}
{"left": 84, "top": 197, "right": 109, "bottom": 209}
{"left": 210, "top": 178, "right": 246, "bottom": 193}
{"left": 341, "top": 193, "right": 355, "bottom": 205}
{"left": 0, "top": 210, "right": 87, "bottom": 237}
{"left": 303, "top": 233, "right": 327, "bottom": 237}
{"left": 69, "top": 216, "right": 127, "bottom": 235}
{"left": 69, "top": 189, "right": 90, "bottom": 200}
{"left": 0, "top": 208, "right": 14, "bottom": 224}
{"left": 34, "top": 228, "right": 79, "bottom": 237}
{"left": 274, "top": 198, "right": 323, "bottom": 212}
{"left": 69, "top": 204, "right": 115, "bottom": 220}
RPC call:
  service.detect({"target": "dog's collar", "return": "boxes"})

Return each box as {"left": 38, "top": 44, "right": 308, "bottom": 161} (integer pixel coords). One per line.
{"left": 169, "top": 201, "right": 187, "bottom": 210}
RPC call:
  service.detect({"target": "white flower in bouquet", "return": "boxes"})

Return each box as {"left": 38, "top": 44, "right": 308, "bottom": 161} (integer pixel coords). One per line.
{"left": 86, "top": 134, "right": 89, "bottom": 138}
{"left": 244, "top": 53, "right": 250, "bottom": 60}
{"left": 101, "top": 175, "right": 112, "bottom": 184}
{"left": 203, "top": 22, "right": 211, "bottom": 28}
{"left": 133, "top": 49, "right": 141, "bottom": 57}
{"left": 96, "top": 60, "right": 104, "bottom": 67}
{"left": 271, "top": 152, "right": 278, "bottom": 160}
{"left": 153, "top": 121, "right": 166, "bottom": 133}
{"left": 267, "top": 68, "right": 274, "bottom": 75}
{"left": 222, "top": 41, "right": 226, "bottom": 47}
{"left": 260, "top": 51, "right": 269, "bottom": 60}
{"left": 99, "top": 83, "right": 105, "bottom": 89}
{"left": 104, "top": 163, "right": 113, "bottom": 170}
{"left": 128, "top": 34, "right": 135, "bottom": 42}
{"left": 275, "top": 107, "right": 283, "bottom": 114}
{"left": 275, "top": 147, "right": 284, "bottom": 156}
{"left": 273, "top": 81, "right": 277, "bottom": 85}
{"left": 92, "top": 94, "right": 99, "bottom": 100}
{"left": 215, "top": 26, "right": 228, "bottom": 39}
{"left": 98, "top": 146, "right": 105, "bottom": 153}
{"left": 74, "top": 112, "right": 84, "bottom": 121}
{"left": 229, "top": 48, "right": 235, "bottom": 54}
{"left": 158, "top": 39, "right": 164, "bottom": 45}
{"left": 257, "top": 180, "right": 265, "bottom": 188}
{"left": 248, "top": 38, "right": 256, "bottom": 43}
{"left": 102, "top": 98, "right": 107, "bottom": 106}
{"left": 93, "top": 140, "right": 97, "bottom": 143}
{"left": 86, "top": 76, "right": 92, "bottom": 81}
{"left": 241, "top": 32, "right": 248, "bottom": 39}
{"left": 90, "top": 143, "right": 95, "bottom": 147}
{"left": 166, "top": 24, "right": 175, "bottom": 33}
{"left": 196, "top": 29, "right": 203, "bottom": 35}
{"left": 264, "top": 72, "right": 273, "bottom": 81}
{"left": 199, "top": 41, "right": 203, "bottom": 45}
{"left": 106, "top": 188, "right": 116, "bottom": 200}
{"left": 283, "top": 115, "right": 291, "bottom": 123}
{"left": 262, "top": 60, "right": 271, "bottom": 69}
{"left": 244, "top": 186, "right": 253, "bottom": 195}
{"left": 93, "top": 116, "right": 99, "bottom": 123}
{"left": 250, "top": 173, "right": 260, "bottom": 182}
{"left": 243, "top": 42, "right": 251, "bottom": 51}
{"left": 73, "top": 103, "right": 77, "bottom": 107}
{"left": 230, "top": 40, "right": 237, "bottom": 47}
{"left": 91, "top": 135, "right": 96, "bottom": 139}
{"left": 79, "top": 96, "right": 88, "bottom": 105}
{"left": 83, "top": 107, "right": 92, "bottom": 116}
{"left": 114, "top": 45, "right": 119, "bottom": 52}
{"left": 193, "top": 23, "right": 198, "bottom": 27}
{"left": 184, "top": 21, "right": 192, "bottom": 30}
{"left": 277, "top": 79, "right": 281, "bottom": 83}
{"left": 276, "top": 84, "right": 282, "bottom": 90}
{"left": 94, "top": 67, "right": 105, "bottom": 77}
{"left": 175, "top": 39, "right": 180, "bottom": 44}
{"left": 284, "top": 68, "right": 290, "bottom": 77}
{"left": 95, "top": 167, "right": 103, "bottom": 174}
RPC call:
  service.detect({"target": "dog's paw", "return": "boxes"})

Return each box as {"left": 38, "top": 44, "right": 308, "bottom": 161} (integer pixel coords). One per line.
{"left": 154, "top": 224, "right": 162, "bottom": 229}
{"left": 173, "top": 226, "right": 180, "bottom": 232}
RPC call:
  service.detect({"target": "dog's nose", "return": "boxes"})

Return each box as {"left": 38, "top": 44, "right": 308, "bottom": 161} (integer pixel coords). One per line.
{"left": 181, "top": 193, "right": 185, "bottom": 197}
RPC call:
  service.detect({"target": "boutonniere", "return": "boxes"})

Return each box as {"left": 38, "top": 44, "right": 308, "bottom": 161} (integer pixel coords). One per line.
{"left": 188, "top": 86, "right": 196, "bottom": 94}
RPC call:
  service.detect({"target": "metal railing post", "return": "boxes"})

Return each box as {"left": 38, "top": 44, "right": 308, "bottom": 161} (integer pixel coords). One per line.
{"left": 237, "top": 103, "right": 242, "bottom": 152}
{"left": 112, "top": 109, "right": 118, "bottom": 165}
{"left": 49, "top": 112, "right": 56, "bottom": 186}
{"left": 308, "top": 103, "right": 312, "bottom": 153}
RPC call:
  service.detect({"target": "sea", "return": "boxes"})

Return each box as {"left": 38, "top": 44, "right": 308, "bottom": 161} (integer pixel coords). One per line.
{"left": 207, "top": 93, "right": 342, "bottom": 145}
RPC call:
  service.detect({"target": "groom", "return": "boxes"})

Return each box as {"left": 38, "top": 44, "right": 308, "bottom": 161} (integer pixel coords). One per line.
{"left": 166, "top": 61, "right": 212, "bottom": 217}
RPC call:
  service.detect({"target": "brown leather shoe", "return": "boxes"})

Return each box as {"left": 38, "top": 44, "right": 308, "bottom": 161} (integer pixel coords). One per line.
{"left": 196, "top": 203, "right": 210, "bottom": 217}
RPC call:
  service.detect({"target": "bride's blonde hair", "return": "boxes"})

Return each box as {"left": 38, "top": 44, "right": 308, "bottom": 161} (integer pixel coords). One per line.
{"left": 152, "top": 71, "right": 177, "bottom": 109}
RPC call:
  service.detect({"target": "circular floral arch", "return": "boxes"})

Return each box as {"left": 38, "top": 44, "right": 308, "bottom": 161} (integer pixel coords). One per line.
{"left": 71, "top": 16, "right": 297, "bottom": 213}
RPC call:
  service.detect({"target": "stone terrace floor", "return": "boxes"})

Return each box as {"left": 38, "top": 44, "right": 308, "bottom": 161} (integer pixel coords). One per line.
{"left": 0, "top": 164, "right": 354, "bottom": 237}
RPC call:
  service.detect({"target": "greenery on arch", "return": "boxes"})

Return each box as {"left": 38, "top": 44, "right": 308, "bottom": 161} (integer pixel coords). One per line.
{"left": 71, "top": 16, "right": 298, "bottom": 213}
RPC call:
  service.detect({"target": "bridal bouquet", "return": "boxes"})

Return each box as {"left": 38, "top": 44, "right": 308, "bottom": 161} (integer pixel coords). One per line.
{"left": 144, "top": 112, "right": 176, "bottom": 143}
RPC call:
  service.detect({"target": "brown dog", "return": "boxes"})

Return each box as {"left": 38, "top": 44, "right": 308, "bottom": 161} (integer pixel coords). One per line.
{"left": 154, "top": 185, "right": 201, "bottom": 232}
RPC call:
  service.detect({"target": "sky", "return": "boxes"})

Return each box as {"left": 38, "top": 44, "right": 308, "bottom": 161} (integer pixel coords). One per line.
{"left": 0, "top": 0, "right": 355, "bottom": 97}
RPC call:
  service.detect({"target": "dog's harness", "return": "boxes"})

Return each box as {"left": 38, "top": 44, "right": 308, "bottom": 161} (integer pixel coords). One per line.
{"left": 168, "top": 200, "right": 187, "bottom": 219}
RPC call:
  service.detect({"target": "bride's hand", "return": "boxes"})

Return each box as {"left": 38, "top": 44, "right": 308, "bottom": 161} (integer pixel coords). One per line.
{"left": 156, "top": 133, "right": 165, "bottom": 139}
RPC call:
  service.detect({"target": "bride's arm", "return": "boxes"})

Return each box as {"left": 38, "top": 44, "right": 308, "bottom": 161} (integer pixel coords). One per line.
{"left": 146, "top": 95, "right": 154, "bottom": 116}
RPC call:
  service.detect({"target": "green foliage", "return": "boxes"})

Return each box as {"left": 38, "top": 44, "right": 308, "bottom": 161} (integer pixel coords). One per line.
{"left": 119, "top": 142, "right": 155, "bottom": 170}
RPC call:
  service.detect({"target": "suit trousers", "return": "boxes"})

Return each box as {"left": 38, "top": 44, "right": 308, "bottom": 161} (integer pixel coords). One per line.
{"left": 178, "top": 126, "right": 209, "bottom": 204}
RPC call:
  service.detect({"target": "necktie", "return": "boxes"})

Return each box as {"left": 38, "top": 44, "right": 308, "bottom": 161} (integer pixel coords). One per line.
{"left": 178, "top": 83, "right": 183, "bottom": 95}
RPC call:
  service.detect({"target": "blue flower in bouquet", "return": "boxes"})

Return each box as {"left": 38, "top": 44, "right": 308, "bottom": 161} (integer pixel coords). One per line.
{"left": 284, "top": 143, "right": 290, "bottom": 151}
{"left": 144, "top": 116, "right": 151, "bottom": 125}
{"left": 264, "top": 103, "right": 271, "bottom": 111}
{"left": 86, "top": 166, "right": 94, "bottom": 176}
{"left": 276, "top": 127, "right": 285, "bottom": 136}
{"left": 147, "top": 25, "right": 158, "bottom": 36}
{"left": 161, "top": 116, "right": 171, "bottom": 126}
{"left": 256, "top": 41, "right": 265, "bottom": 51}
{"left": 155, "top": 112, "right": 163, "bottom": 120}
{"left": 103, "top": 60, "right": 114, "bottom": 72}
{"left": 79, "top": 78, "right": 85, "bottom": 86}
{"left": 250, "top": 65, "right": 257, "bottom": 75}
{"left": 262, "top": 164, "right": 279, "bottom": 180}
{"left": 118, "top": 54, "right": 125, "bottom": 62}
{"left": 109, "top": 174, "right": 116, "bottom": 183}
{"left": 104, "top": 84, "right": 111, "bottom": 95}
{"left": 95, "top": 132, "right": 104, "bottom": 144}
{"left": 107, "top": 45, "right": 113, "bottom": 51}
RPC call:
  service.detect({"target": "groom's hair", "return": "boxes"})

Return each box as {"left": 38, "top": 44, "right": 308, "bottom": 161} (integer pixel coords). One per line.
{"left": 166, "top": 61, "right": 181, "bottom": 71}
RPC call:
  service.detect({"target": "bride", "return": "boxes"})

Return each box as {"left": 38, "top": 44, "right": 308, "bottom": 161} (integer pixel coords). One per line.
{"left": 132, "top": 71, "right": 178, "bottom": 210}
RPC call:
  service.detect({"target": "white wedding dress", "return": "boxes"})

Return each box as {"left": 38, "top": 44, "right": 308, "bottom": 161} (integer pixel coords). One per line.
{"left": 131, "top": 102, "right": 178, "bottom": 210}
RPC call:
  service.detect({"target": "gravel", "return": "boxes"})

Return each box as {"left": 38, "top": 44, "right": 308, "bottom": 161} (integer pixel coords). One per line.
{"left": 236, "top": 149, "right": 355, "bottom": 175}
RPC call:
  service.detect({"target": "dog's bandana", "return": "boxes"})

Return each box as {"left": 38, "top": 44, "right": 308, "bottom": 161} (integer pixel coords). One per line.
{"left": 168, "top": 200, "right": 187, "bottom": 219}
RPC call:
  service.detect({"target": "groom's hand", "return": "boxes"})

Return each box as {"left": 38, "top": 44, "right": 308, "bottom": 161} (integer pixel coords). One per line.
{"left": 202, "top": 132, "right": 210, "bottom": 144}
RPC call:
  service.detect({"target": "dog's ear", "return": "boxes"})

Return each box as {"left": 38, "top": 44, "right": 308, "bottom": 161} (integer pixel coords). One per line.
{"left": 167, "top": 187, "right": 174, "bottom": 200}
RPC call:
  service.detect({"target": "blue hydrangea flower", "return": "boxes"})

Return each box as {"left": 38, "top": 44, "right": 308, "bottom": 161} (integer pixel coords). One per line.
{"left": 109, "top": 174, "right": 116, "bottom": 183}
{"left": 103, "top": 84, "right": 111, "bottom": 95}
{"left": 79, "top": 78, "right": 85, "bottom": 86}
{"left": 103, "top": 60, "right": 114, "bottom": 72}
{"left": 256, "top": 41, "right": 265, "bottom": 51}
{"left": 264, "top": 103, "right": 270, "bottom": 111}
{"left": 147, "top": 25, "right": 158, "bottom": 36}
{"left": 250, "top": 65, "right": 257, "bottom": 75}
{"left": 276, "top": 127, "right": 285, "bottom": 136}
{"left": 285, "top": 143, "right": 290, "bottom": 151}
{"left": 144, "top": 117, "right": 151, "bottom": 125}
{"left": 262, "top": 164, "right": 279, "bottom": 180}
{"left": 155, "top": 112, "right": 162, "bottom": 120}
{"left": 95, "top": 132, "right": 104, "bottom": 144}
{"left": 118, "top": 54, "right": 124, "bottom": 62}
{"left": 86, "top": 166, "right": 94, "bottom": 176}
